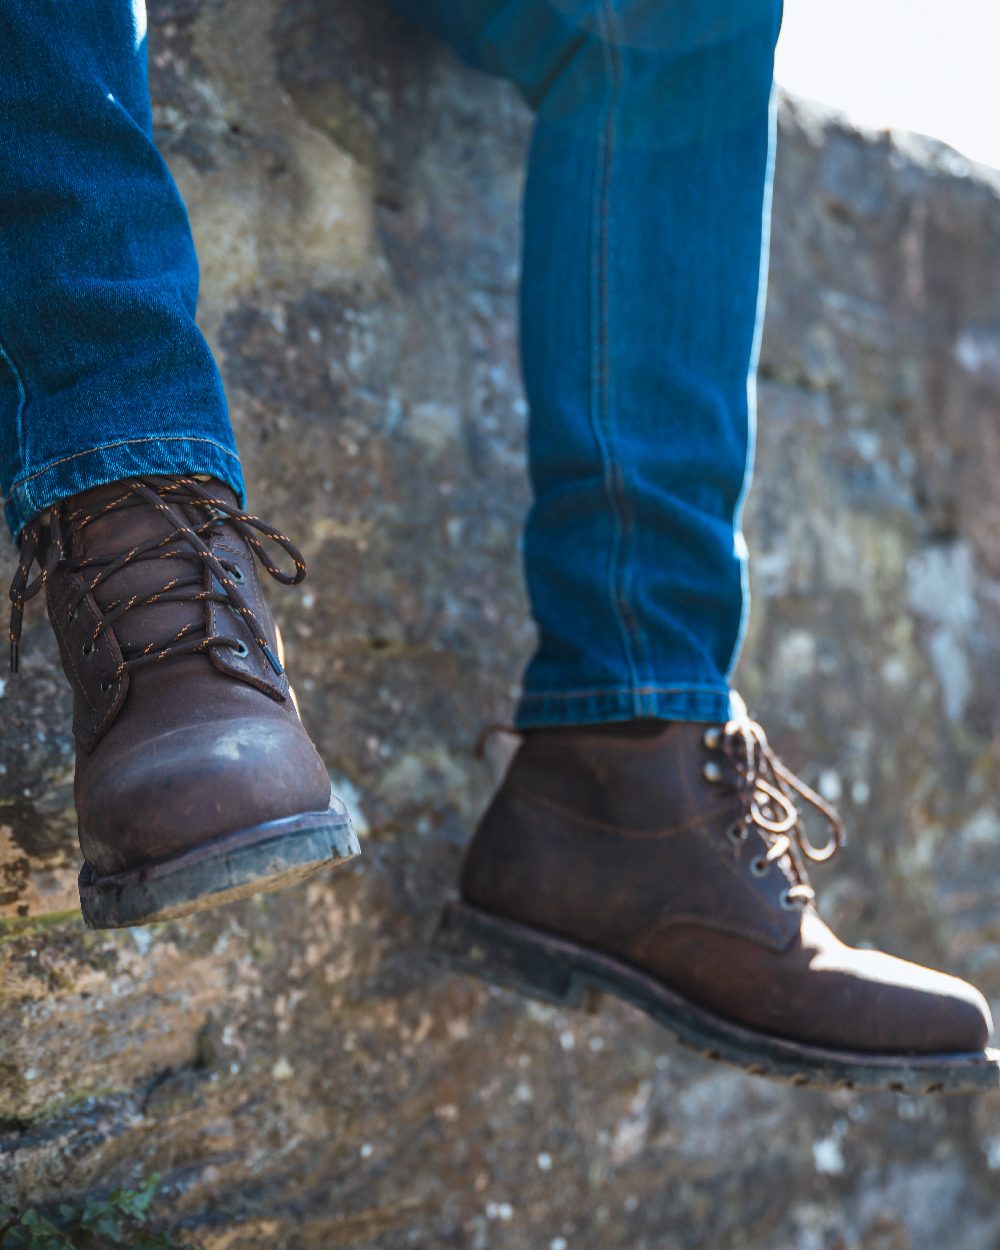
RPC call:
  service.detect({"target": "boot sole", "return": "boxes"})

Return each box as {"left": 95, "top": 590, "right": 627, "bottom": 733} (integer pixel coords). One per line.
{"left": 431, "top": 900, "right": 1000, "bottom": 1095}
{"left": 79, "top": 791, "right": 360, "bottom": 930}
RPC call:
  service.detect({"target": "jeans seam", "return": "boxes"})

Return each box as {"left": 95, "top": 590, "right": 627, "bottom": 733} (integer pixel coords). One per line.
{"left": 9, "top": 433, "right": 242, "bottom": 491}
{"left": 592, "top": 0, "right": 646, "bottom": 714}
{"left": 515, "top": 684, "right": 733, "bottom": 728}
{"left": 520, "top": 682, "right": 729, "bottom": 700}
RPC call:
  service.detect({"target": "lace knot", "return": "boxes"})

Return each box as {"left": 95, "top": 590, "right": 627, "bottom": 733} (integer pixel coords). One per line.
{"left": 716, "top": 710, "right": 846, "bottom": 904}
{"left": 7, "top": 476, "right": 306, "bottom": 681}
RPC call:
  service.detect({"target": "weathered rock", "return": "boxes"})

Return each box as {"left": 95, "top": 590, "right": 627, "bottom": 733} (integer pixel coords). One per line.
{"left": 2, "top": 2, "right": 1000, "bottom": 1245}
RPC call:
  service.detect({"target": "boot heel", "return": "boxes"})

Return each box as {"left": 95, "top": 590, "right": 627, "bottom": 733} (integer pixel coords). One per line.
{"left": 431, "top": 900, "right": 590, "bottom": 1009}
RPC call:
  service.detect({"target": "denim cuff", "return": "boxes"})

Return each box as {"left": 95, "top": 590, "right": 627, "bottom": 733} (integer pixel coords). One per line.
{"left": 514, "top": 682, "right": 734, "bottom": 728}
{"left": 3, "top": 434, "right": 246, "bottom": 539}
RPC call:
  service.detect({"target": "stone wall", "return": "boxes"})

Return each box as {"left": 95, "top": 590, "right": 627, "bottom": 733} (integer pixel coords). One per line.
{"left": 3, "top": 2, "right": 1000, "bottom": 1246}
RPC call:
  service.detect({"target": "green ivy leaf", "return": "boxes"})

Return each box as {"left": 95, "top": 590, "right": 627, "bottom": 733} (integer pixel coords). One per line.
{"left": 109, "top": 1173, "right": 159, "bottom": 1221}
{"left": 78, "top": 1199, "right": 113, "bottom": 1225}
{"left": 19, "top": 1212, "right": 60, "bottom": 1234}
{"left": 17, "top": 1211, "right": 73, "bottom": 1250}
{"left": 0, "top": 1177, "right": 181, "bottom": 1250}
{"left": 85, "top": 1212, "right": 125, "bottom": 1243}
{"left": 0, "top": 1208, "right": 27, "bottom": 1250}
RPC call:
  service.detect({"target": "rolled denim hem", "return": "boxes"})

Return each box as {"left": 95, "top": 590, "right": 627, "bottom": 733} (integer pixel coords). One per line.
{"left": 3, "top": 434, "right": 246, "bottom": 538}
{"left": 514, "top": 683, "right": 733, "bottom": 728}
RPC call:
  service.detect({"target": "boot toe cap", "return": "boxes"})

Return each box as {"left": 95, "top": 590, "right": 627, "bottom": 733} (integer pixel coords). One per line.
{"left": 77, "top": 717, "right": 332, "bottom": 876}
{"left": 817, "top": 944, "right": 993, "bottom": 1055}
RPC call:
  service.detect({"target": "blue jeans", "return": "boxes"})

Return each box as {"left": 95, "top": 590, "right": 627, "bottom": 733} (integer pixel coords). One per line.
{"left": 0, "top": 0, "right": 782, "bottom": 728}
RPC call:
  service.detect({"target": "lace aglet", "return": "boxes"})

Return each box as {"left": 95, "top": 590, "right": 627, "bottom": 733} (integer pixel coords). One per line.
{"left": 262, "top": 643, "right": 284, "bottom": 676}
{"left": 10, "top": 640, "right": 19, "bottom": 674}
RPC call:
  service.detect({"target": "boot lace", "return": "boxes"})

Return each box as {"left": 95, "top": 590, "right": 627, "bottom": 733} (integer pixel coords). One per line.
{"left": 707, "top": 709, "right": 846, "bottom": 907}
{"left": 8, "top": 476, "right": 306, "bottom": 681}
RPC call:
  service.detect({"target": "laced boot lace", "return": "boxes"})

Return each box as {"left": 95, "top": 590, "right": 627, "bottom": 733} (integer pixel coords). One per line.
{"left": 8, "top": 476, "right": 306, "bottom": 682}
{"left": 702, "top": 707, "right": 846, "bottom": 908}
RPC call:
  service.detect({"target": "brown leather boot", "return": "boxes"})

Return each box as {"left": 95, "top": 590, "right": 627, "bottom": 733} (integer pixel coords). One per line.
{"left": 8, "top": 475, "right": 359, "bottom": 929}
{"left": 434, "top": 702, "right": 999, "bottom": 1093}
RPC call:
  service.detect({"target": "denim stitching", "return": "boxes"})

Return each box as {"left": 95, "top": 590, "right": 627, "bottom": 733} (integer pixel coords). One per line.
{"left": 9, "top": 433, "right": 242, "bottom": 491}
{"left": 609, "top": 456, "right": 649, "bottom": 691}
{"left": 516, "top": 693, "right": 732, "bottom": 728}
{"left": 520, "top": 683, "right": 730, "bottom": 700}
{"left": 602, "top": 2, "right": 652, "bottom": 706}
{"left": 590, "top": 0, "right": 646, "bottom": 712}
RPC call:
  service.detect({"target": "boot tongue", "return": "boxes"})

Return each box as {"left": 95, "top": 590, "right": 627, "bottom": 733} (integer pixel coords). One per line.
{"left": 67, "top": 479, "right": 238, "bottom": 561}
{"left": 66, "top": 478, "right": 238, "bottom": 660}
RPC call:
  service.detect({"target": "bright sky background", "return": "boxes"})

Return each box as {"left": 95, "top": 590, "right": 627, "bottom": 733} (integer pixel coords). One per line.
{"left": 775, "top": 0, "right": 1000, "bottom": 171}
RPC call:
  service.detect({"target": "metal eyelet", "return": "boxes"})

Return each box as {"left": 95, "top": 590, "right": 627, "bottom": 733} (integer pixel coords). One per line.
{"left": 702, "top": 760, "right": 722, "bottom": 784}
{"left": 726, "top": 821, "right": 748, "bottom": 845}
{"left": 701, "top": 726, "right": 721, "bottom": 751}
{"left": 750, "top": 856, "right": 769, "bottom": 878}
{"left": 780, "top": 889, "right": 800, "bottom": 911}
{"left": 227, "top": 565, "right": 245, "bottom": 585}
{"left": 100, "top": 677, "right": 113, "bottom": 695}
{"left": 228, "top": 640, "right": 249, "bottom": 659}
{"left": 81, "top": 639, "right": 95, "bottom": 657}
{"left": 66, "top": 606, "right": 77, "bottom": 625}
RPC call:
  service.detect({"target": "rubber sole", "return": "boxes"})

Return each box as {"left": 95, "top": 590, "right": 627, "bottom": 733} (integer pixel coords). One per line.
{"left": 79, "top": 792, "right": 360, "bottom": 929}
{"left": 431, "top": 900, "right": 1000, "bottom": 1095}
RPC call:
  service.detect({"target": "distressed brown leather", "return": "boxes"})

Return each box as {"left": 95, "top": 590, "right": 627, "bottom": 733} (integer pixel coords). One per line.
{"left": 460, "top": 719, "right": 992, "bottom": 1055}
{"left": 28, "top": 477, "right": 333, "bottom": 877}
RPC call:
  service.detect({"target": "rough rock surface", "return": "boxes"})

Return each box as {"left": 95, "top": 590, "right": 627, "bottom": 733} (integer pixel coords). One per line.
{"left": 3, "top": 2, "right": 1000, "bottom": 1246}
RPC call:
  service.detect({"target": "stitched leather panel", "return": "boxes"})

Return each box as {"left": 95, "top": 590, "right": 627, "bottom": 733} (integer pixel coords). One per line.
{"left": 47, "top": 571, "right": 129, "bottom": 752}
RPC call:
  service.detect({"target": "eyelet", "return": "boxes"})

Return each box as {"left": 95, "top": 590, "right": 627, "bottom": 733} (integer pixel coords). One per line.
{"left": 66, "top": 606, "right": 77, "bottom": 625}
{"left": 780, "top": 889, "right": 800, "bottom": 911}
{"left": 81, "top": 639, "right": 95, "bottom": 657}
{"left": 100, "top": 677, "right": 113, "bottom": 695}
{"left": 228, "top": 640, "right": 249, "bottom": 659}
{"left": 226, "top": 565, "right": 245, "bottom": 585}
{"left": 702, "top": 760, "right": 722, "bottom": 784}
{"left": 701, "top": 726, "right": 721, "bottom": 751}
{"left": 726, "top": 821, "right": 748, "bottom": 845}
{"left": 750, "top": 856, "right": 769, "bottom": 878}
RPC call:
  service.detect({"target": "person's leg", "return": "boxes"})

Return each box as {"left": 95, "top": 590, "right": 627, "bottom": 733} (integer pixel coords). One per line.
{"left": 390, "top": 0, "right": 776, "bottom": 725}
{"left": 403, "top": 0, "right": 996, "bottom": 1090}
{"left": 517, "top": 2, "right": 776, "bottom": 725}
{"left": 2, "top": 2, "right": 358, "bottom": 927}
{"left": 0, "top": 0, "right": 242, "bottom": 536}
